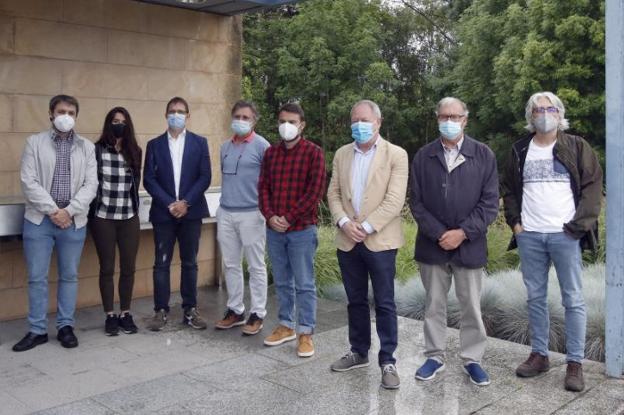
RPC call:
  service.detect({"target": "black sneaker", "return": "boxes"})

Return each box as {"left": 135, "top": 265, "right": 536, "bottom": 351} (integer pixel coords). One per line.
{"left": 183, "top": 307, "right": 208, "bottom": 330}
{"left": 119, "top": 312, "right": 138, "bottom": 334}
{"left": 105, "top": 314, "right": 119, "bottom": 336}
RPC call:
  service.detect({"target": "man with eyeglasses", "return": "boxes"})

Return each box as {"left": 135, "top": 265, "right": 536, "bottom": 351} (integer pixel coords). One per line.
{"left": 501, "top": 91, "right": 602, "bottom": 392}
{"left": 144, "top": 96, "right": 211, "bottom": 331}
{"left": 214, "top": 101, "right": 270, "bottom": 335}
{"left": 409, "top": 97, "right": 499, "bottom": 386}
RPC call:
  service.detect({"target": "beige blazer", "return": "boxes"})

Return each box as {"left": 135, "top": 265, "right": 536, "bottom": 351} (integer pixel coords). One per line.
{"left": 327, "top": 137, "right": 408, "bottom": 252}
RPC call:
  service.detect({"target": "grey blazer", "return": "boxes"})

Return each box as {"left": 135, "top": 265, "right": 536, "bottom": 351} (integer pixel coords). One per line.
{"left": 20, "top": 129, "right": 98, "bottom": 229}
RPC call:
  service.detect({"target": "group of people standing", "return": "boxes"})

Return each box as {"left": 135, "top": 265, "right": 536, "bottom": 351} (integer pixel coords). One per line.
{"left": 11, "top": 90, "right": 602, "bottom": 394}
{"left": 14, "top": 95, "right": 213, "bottom": 350}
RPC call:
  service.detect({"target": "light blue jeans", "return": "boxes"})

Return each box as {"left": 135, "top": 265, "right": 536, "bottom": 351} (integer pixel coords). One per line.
{"left": 23, "top": 217, "right": 86, "bottom": 334}
{"left": 266, "top": 225, "right": 318, "bottom": 334}
{"left": 516, "top": 231, "right": 586, "bottom": 363}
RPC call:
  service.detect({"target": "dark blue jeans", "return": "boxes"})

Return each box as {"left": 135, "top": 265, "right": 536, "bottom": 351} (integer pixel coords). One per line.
{"left": 337, "top": 243, "right": 398, "bottom": 366}
{"left": 152, "top": 219, "right": 202, "bottom": 312}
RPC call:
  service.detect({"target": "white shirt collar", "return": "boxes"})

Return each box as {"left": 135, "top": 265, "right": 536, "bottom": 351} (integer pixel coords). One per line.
{"left": 441, "top": 135, "right": 464, "bottom": 152}
{"left": 353, "top": 136, "right": 380, "bottom": 154}
{"left": 167, "top": 129, "right": 186, "bottom": 142}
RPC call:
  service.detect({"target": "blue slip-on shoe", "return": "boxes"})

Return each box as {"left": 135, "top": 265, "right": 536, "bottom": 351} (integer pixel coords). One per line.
{"left": 463, "top": 363, "right": 491, "bottom": 386}
{"left": 415, "top": 358, "right": 445, "bottom": 381}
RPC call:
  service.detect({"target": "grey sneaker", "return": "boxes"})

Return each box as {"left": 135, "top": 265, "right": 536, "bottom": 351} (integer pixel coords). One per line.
{"left": 381, "top": 364, "right": 400, "bottom": 390}
{"left": 148, "top": 309, "right": 167, "bottom": 331}
{"left": 330, "top": 351, "right": 370, "bottom": 372}
{"left": 184, "top": 307, "right": 207, "bottom": 330}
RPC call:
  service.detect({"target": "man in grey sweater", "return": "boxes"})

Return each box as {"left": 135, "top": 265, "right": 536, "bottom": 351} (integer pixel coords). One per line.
{"left": 214, "top": 101, "right": 270, "bottom": 335}
{"left": 13, "top": 95, "right": 98, "bottom": 352}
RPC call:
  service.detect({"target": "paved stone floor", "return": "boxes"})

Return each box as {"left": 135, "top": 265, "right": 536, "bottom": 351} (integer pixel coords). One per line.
{"left": 0, "top": 286, "right": 623, "bottom": 415}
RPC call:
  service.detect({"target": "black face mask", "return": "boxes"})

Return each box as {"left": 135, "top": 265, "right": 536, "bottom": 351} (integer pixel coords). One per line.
{"left": 111, "top": 123, "right": 126, "bottom": 138}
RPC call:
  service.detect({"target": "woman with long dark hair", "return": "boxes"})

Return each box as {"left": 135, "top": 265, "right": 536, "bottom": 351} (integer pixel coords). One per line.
{"left": 89, "top": 107, "right": 142, "bottom": 336}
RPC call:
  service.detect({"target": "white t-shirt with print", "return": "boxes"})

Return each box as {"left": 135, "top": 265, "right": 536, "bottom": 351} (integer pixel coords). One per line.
{"left": 521, "top": 139, "right": 576, "bottom": 233}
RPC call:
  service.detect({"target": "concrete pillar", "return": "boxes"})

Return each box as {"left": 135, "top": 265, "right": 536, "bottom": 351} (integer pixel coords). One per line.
{"left": 605, "top": 0, "right": 624, "bottom": 378}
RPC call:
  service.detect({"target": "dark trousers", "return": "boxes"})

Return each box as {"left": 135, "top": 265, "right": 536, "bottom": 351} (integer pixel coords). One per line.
{"left": 89, "top": 215, "right": 140, "bottom": 313}
{"left": 337, "top": 243, "right": 398, "bottom": 366}
{"left": 152, "top": 219, "right": 202, "bottom": 312}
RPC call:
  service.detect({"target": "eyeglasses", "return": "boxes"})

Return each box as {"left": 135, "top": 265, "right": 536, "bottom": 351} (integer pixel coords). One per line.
{"left": 437, "top": 114, "right": 466, "bottom": 122}
{"left": 532, "top": 106, "right": 559, "bottom": 114}
{"left": 221, "top": 142, "right": 248, "bottom": 175}
{"left": 221, "top": 153, "right": 241, "bottom": 175}
{"left": 167, "top": 110, "right": 188, "bottom": 115}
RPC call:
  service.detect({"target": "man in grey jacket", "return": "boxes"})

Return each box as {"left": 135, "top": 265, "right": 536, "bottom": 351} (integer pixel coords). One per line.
{"left": 13, "top": 95, "right": 98, "bottom": 352}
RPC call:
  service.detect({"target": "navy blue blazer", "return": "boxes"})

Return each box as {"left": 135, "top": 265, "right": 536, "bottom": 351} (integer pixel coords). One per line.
{"left": 143, "top": 131, "right": 211, "bottom": 223}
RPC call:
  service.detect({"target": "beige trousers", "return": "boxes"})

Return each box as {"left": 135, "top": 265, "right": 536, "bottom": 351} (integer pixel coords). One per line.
{"left": 419, "top": 262, "right": 487, "bottom": 364}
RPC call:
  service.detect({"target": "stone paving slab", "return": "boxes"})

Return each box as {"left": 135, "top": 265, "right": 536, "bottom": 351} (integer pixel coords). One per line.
{"left": 0, "top": 286, "right": 622, "bottom": 415}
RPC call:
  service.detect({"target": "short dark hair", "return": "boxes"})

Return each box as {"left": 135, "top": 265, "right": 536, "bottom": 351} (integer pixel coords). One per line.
{"left": 231, "top": 100, "right": 259, "bottom": 120}
{"left": 166, "top": 96, "right": 190, "bottom": 114}
{"left": 49, "top": 94, "right": 79, "bottom": 115}
{"left": 278, "top": 102, "right": 305, "bottom": 122}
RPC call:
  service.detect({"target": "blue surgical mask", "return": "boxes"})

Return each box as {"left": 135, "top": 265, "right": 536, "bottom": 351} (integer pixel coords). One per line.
{"left": 167, "top": 113, "right": 186, "bottom": 130}
{"left": 351, "top": 122, "right": 374, "bottom": 144}
{"left": 231, "top": 119, "right": 252, "bottom": 137}
{"left": 439, "top": 120, "right": 462, "bottom": 140}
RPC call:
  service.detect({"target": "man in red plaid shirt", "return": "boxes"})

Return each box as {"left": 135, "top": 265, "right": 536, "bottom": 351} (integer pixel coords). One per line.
{"left": 259, "top": 102, "right": 326, "bottom": 358}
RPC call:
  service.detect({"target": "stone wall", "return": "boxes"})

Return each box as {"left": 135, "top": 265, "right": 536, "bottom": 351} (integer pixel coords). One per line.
{"left": 0, "top": 0, "right": 241, "bottom": 320}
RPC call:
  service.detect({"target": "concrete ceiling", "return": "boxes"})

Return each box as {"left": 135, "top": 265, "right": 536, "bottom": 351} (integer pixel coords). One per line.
{"left": 132, "top": 0, "right": 302, "bottom": 15}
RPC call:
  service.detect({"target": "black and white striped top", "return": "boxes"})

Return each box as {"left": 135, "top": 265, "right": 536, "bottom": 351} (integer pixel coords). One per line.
{"left": 95, "top": 147, "right": 135, "bottom": 220}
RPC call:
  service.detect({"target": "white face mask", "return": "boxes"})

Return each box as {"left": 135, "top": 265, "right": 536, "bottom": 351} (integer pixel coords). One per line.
{"left": 53, "top": 114, "right": 75, "bottom": 133}
{"left": 279, "top": 122, "right": 299, "bottom": 141}
{"left": 533, "top": 114, "right": 558, "bottom": 134}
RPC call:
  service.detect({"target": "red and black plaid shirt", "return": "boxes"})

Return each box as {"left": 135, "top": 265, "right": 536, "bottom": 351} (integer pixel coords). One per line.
{"left": 258, "top": 137, "right": 326, "bottom": 231}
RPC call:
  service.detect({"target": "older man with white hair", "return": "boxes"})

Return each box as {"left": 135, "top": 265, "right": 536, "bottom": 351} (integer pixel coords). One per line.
{"left": 501, "top": 91, "right": 602, "bottom": 392}
{"left": 327, "top": 99, "right": 408, "bottom": 390}
{"left": 409, "top": 97, "right": 499, "bottom": 386}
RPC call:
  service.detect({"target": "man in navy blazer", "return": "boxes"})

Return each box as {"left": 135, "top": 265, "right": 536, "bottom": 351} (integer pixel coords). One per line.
{"left": 143, "top": 97, "right": 211, "bottom": 331}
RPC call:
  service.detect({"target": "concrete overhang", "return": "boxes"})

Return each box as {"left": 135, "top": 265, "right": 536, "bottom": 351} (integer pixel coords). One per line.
{"left": 132, "top": 0, "right": 302, "bottom": 15}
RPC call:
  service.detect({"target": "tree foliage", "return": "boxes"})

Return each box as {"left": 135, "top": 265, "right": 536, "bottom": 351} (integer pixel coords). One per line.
{"left": 447, "top": 0, "right": 605, "bottom": 164}
{"left": 242, "top": 0, "right": 605, "bottom": 165}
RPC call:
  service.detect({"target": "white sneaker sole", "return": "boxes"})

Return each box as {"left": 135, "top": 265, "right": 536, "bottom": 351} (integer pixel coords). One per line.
{"left": 297, "top": 349, "right": 315, "bottom": 358}
{"left": 415, "top": 363, "right": 445, "bottom": 381}
{"left": 381, "top": 381, "right": 400, "bottom": 390}
{"left": 264, "top": 333, "right": 297, "bottom": 346}
{"left": 462, "top": 366, "right": 491, "bottom": 386}
{"left": 331, "top": 362, "right": 370, "bottom": 372}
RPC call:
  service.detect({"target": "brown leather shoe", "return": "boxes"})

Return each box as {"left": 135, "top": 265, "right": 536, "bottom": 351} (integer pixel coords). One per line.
{"left": 564, "top": 362, "right": 585, "bottom": 392}
{"left": 242, "top": 313, "right": 263, "bottom": 336}
{"left": 297, "top": 334, "right": 314, "bottom": 357}
{"left": 215, "top": 309, "right": 245, "bottom": 330}
{"left": 516, "top": 352, "right": 550, "bottom": 377}
{"left": 264, "top": 325, "right": 296, "bottom": 346}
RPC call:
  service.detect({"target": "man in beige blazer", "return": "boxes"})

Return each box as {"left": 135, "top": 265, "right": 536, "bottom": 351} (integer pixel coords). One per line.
{"left": 327, "top": 100, "right": 408, "bottom": 390}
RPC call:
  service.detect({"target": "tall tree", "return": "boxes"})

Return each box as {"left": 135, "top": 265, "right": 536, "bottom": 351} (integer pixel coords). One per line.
{"left": 444, "top": 0, "right": 605, "bottom": 163}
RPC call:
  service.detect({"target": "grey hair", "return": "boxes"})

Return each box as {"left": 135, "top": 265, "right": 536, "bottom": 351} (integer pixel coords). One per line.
{"left": 524, "top": 91, "right": 570, "bottom": 132}
{"left": 435, "top": 97, "right": 469, "bottom": 117}
{"left": 351, "top": 99, "right": 382, "bottom": 120}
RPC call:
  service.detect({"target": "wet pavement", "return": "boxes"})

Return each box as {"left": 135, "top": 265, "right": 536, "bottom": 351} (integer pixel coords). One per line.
{"left": 0, "top": 286, "right": 622, "bottom": 414}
